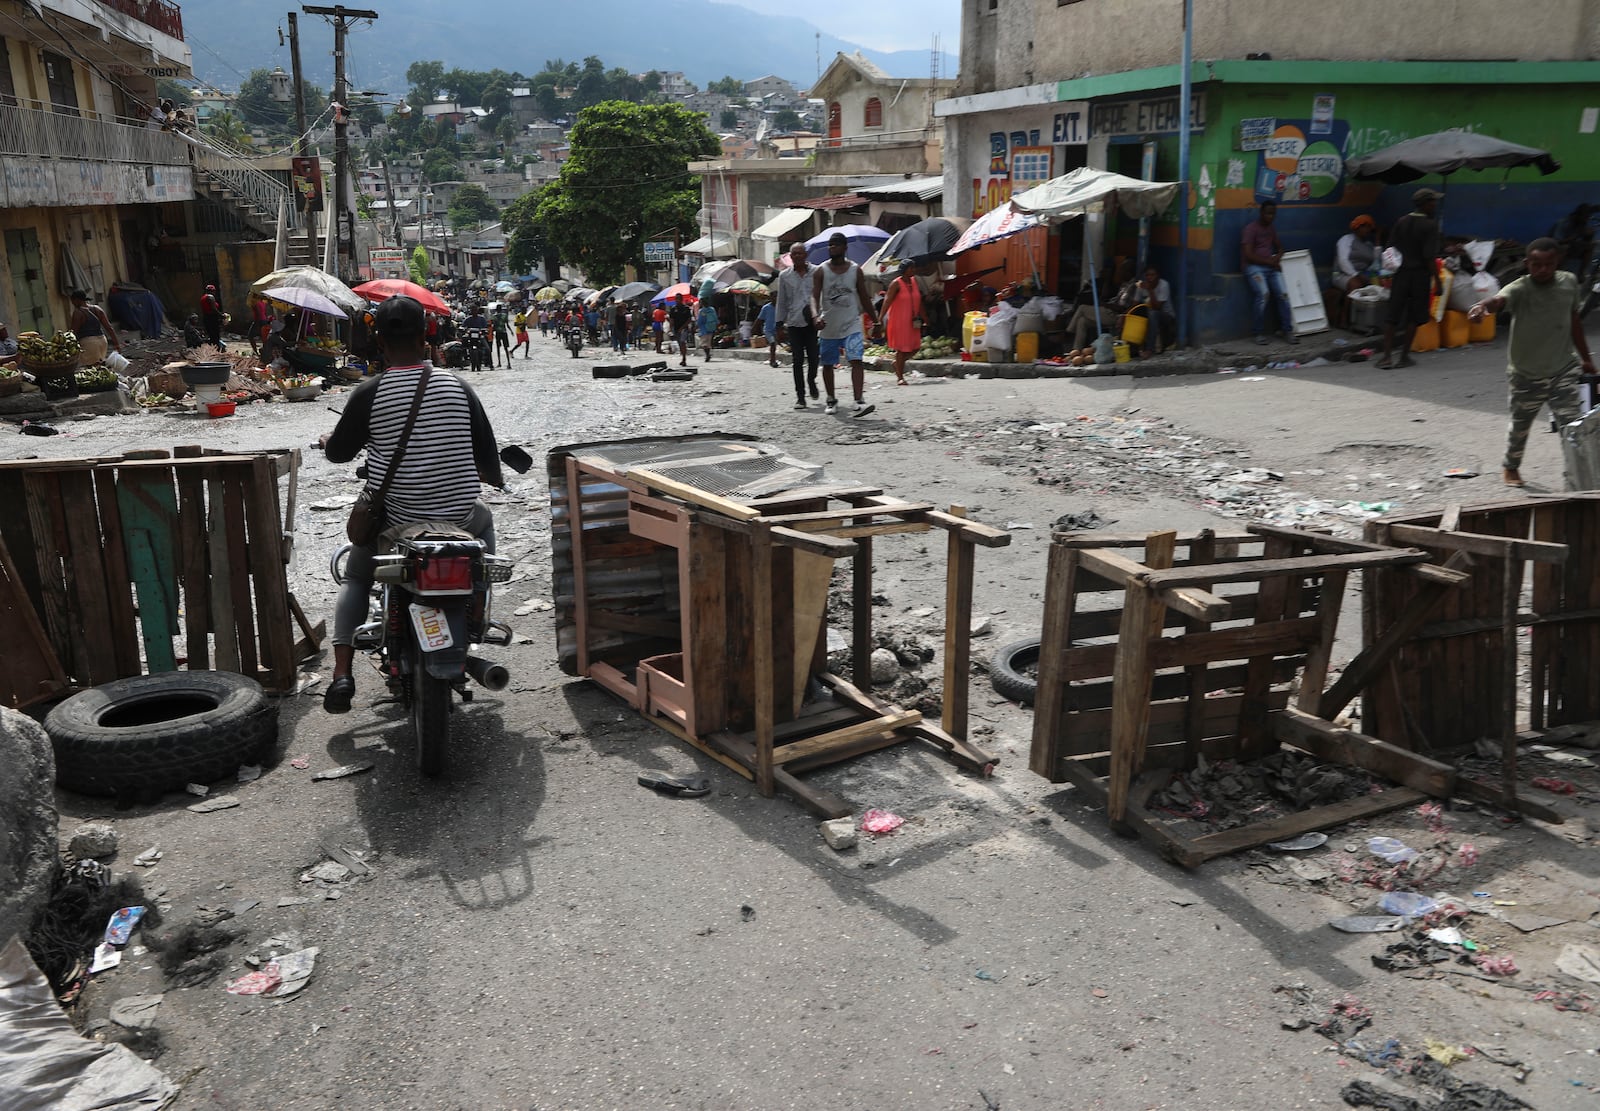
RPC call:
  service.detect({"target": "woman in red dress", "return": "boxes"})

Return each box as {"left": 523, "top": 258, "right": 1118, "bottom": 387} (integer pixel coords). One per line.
{"left": 881, "top": 263, "right": 924, "bottom": 385}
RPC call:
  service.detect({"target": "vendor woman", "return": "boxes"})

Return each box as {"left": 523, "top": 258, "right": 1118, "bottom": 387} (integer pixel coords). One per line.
{"left": 1329, "top": 214, "right": 1380, "bottom": 328}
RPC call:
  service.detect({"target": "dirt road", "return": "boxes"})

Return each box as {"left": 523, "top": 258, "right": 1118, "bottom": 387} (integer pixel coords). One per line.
{"left": 14, "top": 329, "right": 1598, "bottom": 1109}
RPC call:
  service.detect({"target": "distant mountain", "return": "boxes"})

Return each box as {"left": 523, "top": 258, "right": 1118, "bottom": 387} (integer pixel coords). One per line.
{"left": 183, "top": 0, "right": 955, "bottom": 94}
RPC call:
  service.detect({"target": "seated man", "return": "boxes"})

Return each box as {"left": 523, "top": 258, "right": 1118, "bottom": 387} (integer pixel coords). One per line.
{"left": 1130, "top": 266, "right": 1177, "bottom": 355}
{"left": 1329, "top": 214, "right": 1380, "bottom": 328}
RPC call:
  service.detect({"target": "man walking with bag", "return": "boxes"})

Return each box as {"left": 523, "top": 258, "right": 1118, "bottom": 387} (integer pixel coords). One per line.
{"left": 774, "top": 241, "right": 820, "bottom": 408}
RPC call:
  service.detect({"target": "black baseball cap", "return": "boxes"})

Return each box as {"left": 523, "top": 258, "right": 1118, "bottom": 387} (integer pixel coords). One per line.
{"left": 374, "top": 294, "right": 426, "bottom": 339}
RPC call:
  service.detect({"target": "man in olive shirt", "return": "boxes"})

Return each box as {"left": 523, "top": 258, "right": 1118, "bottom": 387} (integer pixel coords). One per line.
{"left": 1379, "top": 188, "right": 1443, "bottom": 369}
{"left": 1469, "top": 237, "right": 1596, "bottom": 487}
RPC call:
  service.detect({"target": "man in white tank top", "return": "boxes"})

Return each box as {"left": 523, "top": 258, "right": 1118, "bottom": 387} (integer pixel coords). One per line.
{"left": 810, "top": 232, "right": 878, "bottom": 417}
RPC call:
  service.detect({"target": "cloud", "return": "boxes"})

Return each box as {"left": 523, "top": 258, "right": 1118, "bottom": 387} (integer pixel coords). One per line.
{"left": 727, "top": 0, "right": 960, "bottom": 54}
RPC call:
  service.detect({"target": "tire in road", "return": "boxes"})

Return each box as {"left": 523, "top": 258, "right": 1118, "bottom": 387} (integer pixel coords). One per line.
{"left": 44, "top": 671, "right": 278, "bottom": 797}
{"left": 989, "top": 637, "right": 1041, "bottom": 706}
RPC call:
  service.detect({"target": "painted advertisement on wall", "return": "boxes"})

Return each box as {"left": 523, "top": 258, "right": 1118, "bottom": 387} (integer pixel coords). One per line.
{"left": 1249, "top": 118, "right": 1351, "bottom": 205}
{"left": 966, "top": 104, "right": 1085, "bottom": 218}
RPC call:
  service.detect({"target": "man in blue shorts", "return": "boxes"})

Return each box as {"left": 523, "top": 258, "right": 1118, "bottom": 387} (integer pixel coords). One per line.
{"left": 810, "top": 232, "right": 878, "bottom": 416}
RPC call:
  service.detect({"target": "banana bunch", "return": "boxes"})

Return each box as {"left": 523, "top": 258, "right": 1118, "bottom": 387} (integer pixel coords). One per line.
{"left": 18, "top": 330, "right": 81, "bottom": 362}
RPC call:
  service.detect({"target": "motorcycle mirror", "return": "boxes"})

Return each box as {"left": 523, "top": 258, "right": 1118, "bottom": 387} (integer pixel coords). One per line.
{"left": 499, "top": 445, "right": 534, "bottom": 474}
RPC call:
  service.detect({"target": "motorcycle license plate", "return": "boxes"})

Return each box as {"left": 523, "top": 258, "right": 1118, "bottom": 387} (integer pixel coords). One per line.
{"left": 409, "top": 603, "right": 454, "bottom": 652}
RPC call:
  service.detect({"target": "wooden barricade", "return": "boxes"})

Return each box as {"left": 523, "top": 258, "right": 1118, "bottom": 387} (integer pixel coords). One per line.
{"left": 1364, "top": 497, "right": 1589, "bottom": 801}
{"left": 0, "top": 448, "right": 315, "bottom": 707}
{"left": 550, "top": 438, "right": 1009, "bottom": 817}
{"left": 1027, "top": 524, "right": 1513, "bottom": 867}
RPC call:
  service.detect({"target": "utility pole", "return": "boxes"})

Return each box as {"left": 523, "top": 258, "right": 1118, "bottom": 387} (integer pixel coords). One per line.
{"left": 380, "top": 157, "right": 400, "bottom": 248}
{"left": 304, "top": 5, "right": 378, "bottom": 282}
{"left": 287, "top": 11, "right": 316, "bottom": 266}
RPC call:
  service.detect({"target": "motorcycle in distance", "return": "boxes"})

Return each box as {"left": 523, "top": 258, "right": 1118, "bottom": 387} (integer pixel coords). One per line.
{"left": 564, "top": 319, "right": 584, "bottom": 358}
{"left": 460, "top": 326, "right": 492, "bottom": 372}
{"left": 328, "top": 445, "right": 534, "bottom": 776}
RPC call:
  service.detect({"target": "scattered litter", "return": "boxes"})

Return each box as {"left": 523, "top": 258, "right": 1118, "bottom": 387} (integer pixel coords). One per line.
{"left": 288, "top": 755, "right": 310, "bottom": 769}
{"left": 265, "top": 947, "right": 319, "bottom": 997}
{"left": 1051, "top": 509, "right": 1113, "bottom": 531}
{"left": 300, "top": 861, "right": 352, "bottom": 884}
{"left": 1443, "top": 468, "right": 1479, "bottom": 479}
{"left": 1368, "top": 836, "right": 1419, "bottom": 864}
{"left": 1424, "top": 1038, "right": 1471, "bottom": 1066}
{"left": 1474, "top": 954, "right": 1519, "bottom": 976}
{"left": 1532, "top": 988, "right": 1594, "bottom": 1013}
{"left": 104, "top": 907, "right": 146, "bottom": 946}
{"left": 1539, "top": 750, "right": 1595, "bottom": 768}
{"left": 1267, "top": 832, "right": 1328, "bottom": 852}
{"left": 1330, "top": 916, "right": 1406, "bottom": 933}
{"left": 236, "top": 764, "right": 262, "bottom": 783}
{"left": 1531, "top": 777, "right": 1577, "bottom": 794}
{"left": 276, "top": 897, "right": 310, "bottom": 908}
{"left": 637, "top": 772, "right": 711, "bottom": 798}
{"left": 184, "top": 783, "right": 209, "bottom": 797}
{"left": 132, "top": 846, "right": 163, "bottom": 868}
{"left": 231, "top": 898, "right": 259, "bottom": 917}
{"left": 295, "top": 675, "right": 323, "bottom": 695}
{"left": 860, "top": 808, "right": 904, "bottom": 834}
{"left": 1090, "top": 986, "right": 1109, "bottom": 998}
{"left": 1379, "top": 892, "right": 1438, "bottom": 919}
{"left": 1555, "top": 944, "right": 1600, "bottom": 985}
{"left": 1427, "top": 927, "right": 1466, "bottom": 945}
{"left": 739, "top": 904, "right": 755, "bottom": 922}
{"left": 309, "top": 494, "right": 358, "bottom": 511}
{"left": 320, "top": 843, "right": 374, "bottom": 877}
{"left": 1004, "top": 521, "right": 1034, "bottom": 530}
{"left": 224, "top": 966, "right": 281, "bottom": 995}
{"left": 108, "top": 994, "right": 164, "bottom": 1030}
{"left": 975, "top": 970, "right": 1003, "bottom": 982}
{"left": 311, "top": 763, "right": 374, "bottom": 781}
{"left": 1457, "top": 843, "right": 1479, "bottom": 867}
{"left": 89, "top": 942, "right": 122, "bottom": 973}
{"left": 186, "top": 795, "right": 240, "bottom": 814}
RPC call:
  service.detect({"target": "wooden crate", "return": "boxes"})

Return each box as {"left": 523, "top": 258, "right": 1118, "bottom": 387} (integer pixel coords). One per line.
{"left": 0, "top": 447, "right": 316, "bottom": 704}
{"left": 550, "top": 436, "right": 1010, "bottom": 817}
{"left": 1023, "top": 524, "right": 1552, "bottom": 867}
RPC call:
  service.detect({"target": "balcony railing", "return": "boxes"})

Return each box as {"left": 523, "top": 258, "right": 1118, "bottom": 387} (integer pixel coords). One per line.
{"left": 191, "top": 143, "right": 299, "bottom": 230}
{"left": 100, "top": 0, "right": 183, "bottom": 41}
{"left": 0, "top": 101, "right": 189, "bottom": 165}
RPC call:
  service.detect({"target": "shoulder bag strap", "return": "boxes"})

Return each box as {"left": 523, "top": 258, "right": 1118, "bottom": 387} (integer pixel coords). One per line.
{"left": 370, "top": 364, "right": 431, "bottom": 502}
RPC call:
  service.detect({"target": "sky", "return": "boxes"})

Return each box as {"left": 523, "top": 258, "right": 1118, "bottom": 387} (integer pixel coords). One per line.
{"left": 726, "top": 0, "right": 961, "bottom": 56}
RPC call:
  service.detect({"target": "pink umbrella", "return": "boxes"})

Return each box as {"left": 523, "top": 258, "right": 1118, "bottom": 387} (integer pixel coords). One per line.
{"left": 950, "top": 204, "right": 1046, "bottom": 255}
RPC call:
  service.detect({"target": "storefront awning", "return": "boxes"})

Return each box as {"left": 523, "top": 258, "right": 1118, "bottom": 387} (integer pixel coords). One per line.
{"left": 680, "top": 234, "right": 735, "bottom": 257}
{"left": 751, "top": 207, "right": 815, "bottom": 241}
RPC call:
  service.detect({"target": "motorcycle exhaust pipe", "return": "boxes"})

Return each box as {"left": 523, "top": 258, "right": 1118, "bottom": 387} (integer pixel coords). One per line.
{"left": 464, "top": 655, "right": 509, "bottom": 691}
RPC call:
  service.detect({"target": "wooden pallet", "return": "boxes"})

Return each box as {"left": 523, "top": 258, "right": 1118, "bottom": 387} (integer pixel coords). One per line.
{"left": 0, "top": 447, "right": 315, "bottom": 697}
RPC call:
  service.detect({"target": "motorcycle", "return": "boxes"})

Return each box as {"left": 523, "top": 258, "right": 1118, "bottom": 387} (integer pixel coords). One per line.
{"left": 565, "top": 321, "right": 584, "bottom": 358}
{"left": 331, "top": 530, "right": 511, "bottom": 775}
{"left": 460, "top": 327, "right": 492, "bottom": 372}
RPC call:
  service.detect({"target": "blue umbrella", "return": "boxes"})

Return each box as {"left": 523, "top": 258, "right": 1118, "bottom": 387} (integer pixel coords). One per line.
{"left": 803, "top": 225, "right": 891, "bottom": 265}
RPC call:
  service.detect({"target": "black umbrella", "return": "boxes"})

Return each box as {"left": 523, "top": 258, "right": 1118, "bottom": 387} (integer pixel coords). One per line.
{"left": 614, "top": 280, "right": 662, "bottom": 302}
{"left": 1346, "top": 131, "right": 1560, "bottom": 184}
{"left": 879, "top": 217, "right": 971, "bottom": 265}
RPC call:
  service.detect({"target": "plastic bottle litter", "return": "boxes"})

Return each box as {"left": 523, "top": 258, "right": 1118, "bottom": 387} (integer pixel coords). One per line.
{"left": 1379, "top": 891, "right": 1438, "bottom": 919}
{"left": 1367, "top": 836, "right": 1419, "bottom": 864}
{"left": 1267, "top": 832, "right": 1328, "bottom": 852}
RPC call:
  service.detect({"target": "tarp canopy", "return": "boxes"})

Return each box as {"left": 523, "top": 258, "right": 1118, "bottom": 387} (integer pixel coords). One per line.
{"left": 751, "top": 207, "right": 815, "bottom": 241}
{"left": 680, "top": 233, "right": 735, "bottom": 257}
{"left": 1010, "top": 167, "right": 1182, "bottom": 221}
{"left": 1345, "top": 130, "right": 1561, "bottom": 184}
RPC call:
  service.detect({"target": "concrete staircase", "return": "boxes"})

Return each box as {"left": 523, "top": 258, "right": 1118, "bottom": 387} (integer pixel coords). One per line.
{"left": 188, "top": 136, "right": 300, "bottom": 244}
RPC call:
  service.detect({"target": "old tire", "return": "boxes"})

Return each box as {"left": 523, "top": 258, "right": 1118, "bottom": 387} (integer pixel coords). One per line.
{"left": 44, "top": 672, "right": 278, "bottom": 798}
{"left": 989, "top": 638, "right": 1040, "bottom": 706}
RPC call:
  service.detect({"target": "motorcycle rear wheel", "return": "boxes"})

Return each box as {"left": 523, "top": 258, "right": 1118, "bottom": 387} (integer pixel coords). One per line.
{"left": 412, "top": 667, "right": 450, "bottom": 777}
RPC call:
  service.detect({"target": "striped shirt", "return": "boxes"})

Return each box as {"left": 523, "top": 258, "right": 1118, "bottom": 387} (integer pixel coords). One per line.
{"left": 324, "top": 364, "right": 501, "bottom": 528}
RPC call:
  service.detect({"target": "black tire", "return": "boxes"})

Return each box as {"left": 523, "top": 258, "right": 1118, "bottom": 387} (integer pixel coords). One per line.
{"left": 412, "top": 668, "right": 450, "bottom": 777}
{"left": 990, "top": 637, "right": 1041, "bottom": 706}
{"left": 44, "top": 672, "right": 277, "bottom": 798}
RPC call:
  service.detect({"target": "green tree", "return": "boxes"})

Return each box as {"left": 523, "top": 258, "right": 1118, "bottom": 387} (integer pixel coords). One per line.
{"left": 448, "top": 183, "right": 498, "bottom": 231}
{"left": 443, "top": 68, "right": 489, "bottom": 109}
{"left": 641, "top": 70, "right": 662, "bottom": 95}
{"left": 530, "top": 101, "right": 718, "bottom": 284}
{"left": 708, "top": 76, "right": 743, "bottom": 95}
{"left": 233, "top": 68, "right": 324, "bottom": 133}
{"left": 533, "top": 82, "right": 561, "bottom": 119}
{"left": 406, "top": 60, "right": 446, "bottom": 99}
{"left": 481, "top": 81, "right": 511, "bottom": 117}
{"left": 205, "top": 109, "right": 251, "bottom": 147}
{"left": 409, "top": 244, "right": 430, "bottom": 284}
{"left": 773, "top": 108, "right": 801, "bottom": 131}
{"left": 719, "top": 109, "right": 738, "bottom": 130}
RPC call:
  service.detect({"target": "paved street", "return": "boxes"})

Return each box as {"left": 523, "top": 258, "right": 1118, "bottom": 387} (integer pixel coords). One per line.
{"left": 12, "top": 324, "right": 1600, "bottom": 1110}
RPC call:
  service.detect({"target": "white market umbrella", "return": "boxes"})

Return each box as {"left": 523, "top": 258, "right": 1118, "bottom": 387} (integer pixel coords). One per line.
{"left": 1010, "top": 166, "right": 1182, "bottom": 221}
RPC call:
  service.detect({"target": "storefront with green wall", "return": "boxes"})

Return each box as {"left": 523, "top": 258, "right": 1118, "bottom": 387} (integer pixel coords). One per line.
{"left": 1061, "top": 60, "right": 1600, "bottom": 342}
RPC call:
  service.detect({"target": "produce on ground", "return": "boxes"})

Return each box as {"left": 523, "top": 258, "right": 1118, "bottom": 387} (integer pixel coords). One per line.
{"left": 18, "top": 330, "right": 80, "bottom": 364}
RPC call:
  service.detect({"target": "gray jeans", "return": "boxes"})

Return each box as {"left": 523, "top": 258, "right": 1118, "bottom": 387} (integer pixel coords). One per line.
{"left": 332, "top": 501, "right": 495, "bottom": 646}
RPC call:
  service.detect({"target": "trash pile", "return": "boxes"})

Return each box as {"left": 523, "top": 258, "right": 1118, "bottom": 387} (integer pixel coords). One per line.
{"left": 908, "top": 413, "right": 1421, "bottom": 537}
{"left": 1149, "top": 750, "right": 1376, "bottom": 828}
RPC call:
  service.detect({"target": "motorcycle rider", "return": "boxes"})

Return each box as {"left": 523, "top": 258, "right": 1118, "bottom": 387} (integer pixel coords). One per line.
{"left": 461, "top": 303, "right": 491, "bottom": 370}
{"left": 319, "top": 295, "right": 504, "bottom": 714}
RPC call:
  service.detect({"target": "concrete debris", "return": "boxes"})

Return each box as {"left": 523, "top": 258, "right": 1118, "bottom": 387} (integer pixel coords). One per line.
{"left": 186, "top": 795, "right": 240, "bottom": 814}
{"left": 67, "top": 823, "right": 118, "bottom": 859}
{"left": 820, "top": 818, "right": 857, "bottom": 851}
{"left": 300, "top": 861, "right": 352, "bottom": 884}
{"left": 868, "top": 648, "right": 901, "bottom": 685}
{"left": 108, "top": 994, "right": 164, "bottom": 1030}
